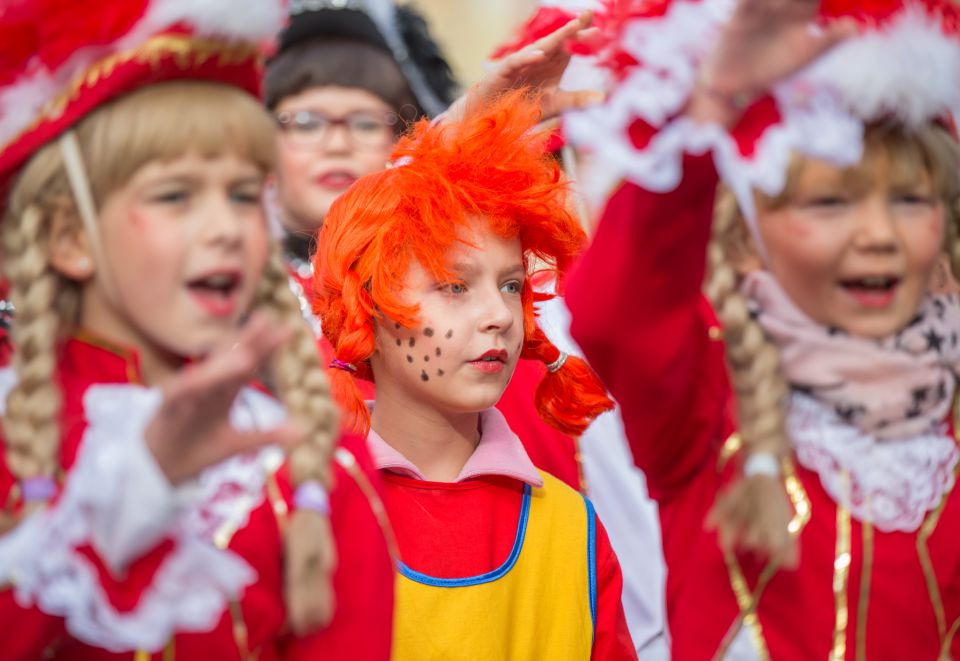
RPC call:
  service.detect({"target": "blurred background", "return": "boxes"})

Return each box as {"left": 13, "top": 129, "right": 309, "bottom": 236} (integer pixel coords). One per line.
{"left": 403, "top": 0, "right": 540, "bottom": 86}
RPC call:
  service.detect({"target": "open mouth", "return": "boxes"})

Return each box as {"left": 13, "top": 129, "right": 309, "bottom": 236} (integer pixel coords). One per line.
{"left": 838, "top": 275, "right": 900, "bottom": 308}
{"left": 316, "top": 171, "right": 357, "bottom": 190}
{"left": 187, "top": 271, "right": 242, "bottom": 317}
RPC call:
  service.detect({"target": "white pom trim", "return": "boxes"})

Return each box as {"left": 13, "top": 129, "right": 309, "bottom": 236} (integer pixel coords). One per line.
{"left": 0, "top": 0, "right": 284, "bottom": 152}
{"left": 564, "top": 0, "right": 960, "bottom": 207}
{"left": 785, "top": 7, "right": 960, "bottom": 129}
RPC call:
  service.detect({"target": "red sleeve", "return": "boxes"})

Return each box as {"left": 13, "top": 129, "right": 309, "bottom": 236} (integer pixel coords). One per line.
{"left": 566, "top": 154, "right": 731, "bottom": 500}
{"left": 0, "top": 591, "right": 66, "bottom": 661}
{"left": 280, "top": 434, "right": 394, "bottom": 661}
{"left": 591, "top": 516, "right": 638, "bottom": 661}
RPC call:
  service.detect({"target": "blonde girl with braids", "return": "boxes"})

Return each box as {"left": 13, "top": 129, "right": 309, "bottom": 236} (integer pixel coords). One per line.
{"left": 564, "top": 0, "right": 960, "bottom": 657}
{"left": 312, "top": 89, "right": 635, "bottom": 661}
{"left": 0, "top": 2, "right": 399, "bottom": 658}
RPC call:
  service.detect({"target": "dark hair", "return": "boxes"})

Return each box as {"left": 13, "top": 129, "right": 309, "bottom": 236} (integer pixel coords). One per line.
{"left": 265, "top": 38, "right": 419, "bottom": 120}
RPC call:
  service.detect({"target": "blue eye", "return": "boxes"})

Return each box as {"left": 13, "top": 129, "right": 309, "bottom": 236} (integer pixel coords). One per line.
{"left": 500, "top": 280, "right": 523, "bottom": 294}
{"left": 438, "top": 281, "right": 467, "bottom": 294}
{"left": 152, "top": 190, "right": 188, "bottom": 204}
{"left": 893, "top": 193, "right": 935, "bottom": 206}
{"left": 807, "top": 196, "right": 849, "bottom": 208}
{"left": 231, "top": 189, "right": 261, "bottom": 205}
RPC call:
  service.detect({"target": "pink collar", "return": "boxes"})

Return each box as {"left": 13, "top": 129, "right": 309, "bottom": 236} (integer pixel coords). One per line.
{"left": 367, "top": 408, "right": 544, "bottom": 487}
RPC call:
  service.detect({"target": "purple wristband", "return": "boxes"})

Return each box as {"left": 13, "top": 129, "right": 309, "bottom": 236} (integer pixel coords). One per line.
{"left": 293, "top": 480, "right": 330, "bottom": 515}
{"left": 21, "top": 476, "right": 57, "bottom": 503}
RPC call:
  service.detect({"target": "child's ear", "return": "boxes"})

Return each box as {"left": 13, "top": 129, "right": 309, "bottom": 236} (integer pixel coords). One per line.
{"left": 47, "top": 205, "right": 94, "bottom": 282}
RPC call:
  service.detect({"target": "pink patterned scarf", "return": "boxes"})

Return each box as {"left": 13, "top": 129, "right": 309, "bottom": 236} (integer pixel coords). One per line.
{"left": 742, "top": 270, "right": 960, "bottom": 440}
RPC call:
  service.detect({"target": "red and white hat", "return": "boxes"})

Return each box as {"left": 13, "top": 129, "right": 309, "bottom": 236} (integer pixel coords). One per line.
{"left": 0, "top": 0, "right": 286, "bottom": 197}
{"left": 564, "top": 0, "right": 960, "bottom": 219}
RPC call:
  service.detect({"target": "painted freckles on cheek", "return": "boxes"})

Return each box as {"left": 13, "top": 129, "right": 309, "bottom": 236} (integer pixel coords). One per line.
{"left": 395, "top": 325, "right": 459, "bottom": 382}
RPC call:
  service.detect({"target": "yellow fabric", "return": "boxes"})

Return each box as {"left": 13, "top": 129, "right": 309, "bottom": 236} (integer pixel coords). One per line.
{"left": 391, "top": 471, "right": 596, "bottom": 661}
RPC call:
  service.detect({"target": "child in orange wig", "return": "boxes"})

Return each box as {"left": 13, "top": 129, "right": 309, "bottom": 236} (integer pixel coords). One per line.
{"left": 313, "top": 90, "right": 636, "bottom": 660}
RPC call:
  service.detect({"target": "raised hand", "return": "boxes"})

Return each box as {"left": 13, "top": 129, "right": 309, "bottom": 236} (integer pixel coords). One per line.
{"left": 446, "top": 11, "right": 602, "bottom": 123}
{"left": 689, "top": 0, "right": 857, "bottom": 125}
{"left": 145, "top": 313, "right": 302, "bottom": 485}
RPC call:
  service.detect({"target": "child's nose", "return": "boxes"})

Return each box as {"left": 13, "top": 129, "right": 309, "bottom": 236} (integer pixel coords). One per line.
{"left": 479, "top": 289, "right": 515, "bottom": 333}
{"left": 854, "top": 199, "right": 899, "bottom": 251}
{"left": 203, "top": 196, "right": 245, "bottom": 245}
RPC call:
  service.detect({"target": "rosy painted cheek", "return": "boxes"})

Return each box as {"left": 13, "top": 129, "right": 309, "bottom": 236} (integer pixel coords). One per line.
{"left": 128, "top": 209, "right": 149, "bottom": 228}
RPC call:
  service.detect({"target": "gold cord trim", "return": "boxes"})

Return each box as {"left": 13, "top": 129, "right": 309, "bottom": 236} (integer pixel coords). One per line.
{"left": 917, "top": 466, "right": 956, "bottom": 641}
{"left": 4, "top": 34, "right": 262, "bottom": 154}
{"left": 855, "top": 520, "right": 873, "bottom": 661}
{"left": 925, "top": 397, "right": 960, "bottom": 652}
{"left": 829, "top": 473, "right": 852, "bottom": 661}
{"left": 334, "top": 447, "right": 399, "bottom": 561}
{"left": 265, "top": 468, "right": 290, "bottom": 535}
{"left": 229, "top": 599, "right": 250, "bottom": 657}
{"left": 714, "top": 455, "right": 811, "bottom": 660}
{"left": 940, "top": 617, "right": 960, "bottom": 660}
{"left": 717, "top": 432, "right": 742, "bottom": 472}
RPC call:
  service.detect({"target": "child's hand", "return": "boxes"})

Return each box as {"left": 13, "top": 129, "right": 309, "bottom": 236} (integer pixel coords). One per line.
{"left": 688, "top": 0, "right": 857, "bottom": 126}
{"left": 145, "top": 313, "right": 302, "bottom": 485}
{"left": 445, "top": 11, "right": 602, "bottom": 123}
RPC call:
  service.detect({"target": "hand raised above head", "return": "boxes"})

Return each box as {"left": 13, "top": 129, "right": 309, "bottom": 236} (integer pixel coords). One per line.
{"left": 145, "top": 312, "right": 303, "bottom": 485}
{"left": 445, "top": 11, "right": 603, "bottom": 124}
{"left": 689, "top": 0, "right": 857, "bottom": 126}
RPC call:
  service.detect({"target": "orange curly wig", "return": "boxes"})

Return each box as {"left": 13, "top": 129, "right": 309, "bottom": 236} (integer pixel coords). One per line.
{"left": 313, "top": 89, "right": 614, "bottom": 436}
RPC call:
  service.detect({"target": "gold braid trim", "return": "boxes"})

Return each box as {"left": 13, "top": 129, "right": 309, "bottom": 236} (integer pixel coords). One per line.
{"left": 4, "top": 34, "right": 262, "bottom": 154}
{"left": 829, "top": 474, "right": 852, "bottom": 661}
{"left": 714, "top": 436, "right": 812, "bottom": 660}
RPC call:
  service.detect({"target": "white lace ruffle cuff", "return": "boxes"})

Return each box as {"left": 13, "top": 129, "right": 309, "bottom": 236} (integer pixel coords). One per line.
{"left": 0, "top": 384, "right": 257, "bottom": 652}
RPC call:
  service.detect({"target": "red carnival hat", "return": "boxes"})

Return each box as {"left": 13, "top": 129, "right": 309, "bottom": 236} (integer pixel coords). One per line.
{"left": 0, "top": 0, "right": 286, "bottom": 200}
{"left": 564, "top": 0, "right": 960, "bottom": 219}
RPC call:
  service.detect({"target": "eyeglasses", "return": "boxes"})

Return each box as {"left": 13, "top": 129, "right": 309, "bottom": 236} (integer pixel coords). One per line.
{"left": 276, "top": 109, "right": 399, "bottom": 151}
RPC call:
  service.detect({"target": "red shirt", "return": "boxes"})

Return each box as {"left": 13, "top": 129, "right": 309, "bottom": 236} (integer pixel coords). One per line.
{"left": 367, "top": 410, "right": 638, "bottom": 660}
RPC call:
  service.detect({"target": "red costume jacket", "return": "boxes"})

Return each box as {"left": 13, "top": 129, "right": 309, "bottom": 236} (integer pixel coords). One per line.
{"left": 567, "top": 154, "right": 960, "bottom": 660}
{"left": 0, "top": 334, "right": 394, "bottom": 660}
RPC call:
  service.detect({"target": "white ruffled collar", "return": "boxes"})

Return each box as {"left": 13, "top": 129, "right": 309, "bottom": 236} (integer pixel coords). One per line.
{"left": 788, "top": 392, "right": 958, "bottom": 533}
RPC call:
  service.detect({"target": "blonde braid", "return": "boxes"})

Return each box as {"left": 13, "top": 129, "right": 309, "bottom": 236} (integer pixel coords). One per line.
{"left": 0, "top": 202, "right": 76, "bottom": 526}
{"left": 946, "top": 196, "right": 960, "bottom": 282}
{"left": 703, "top": 189, "right": 795, "bottom": 565}
{"left": 253, "top": 244, "right": 340, "bottom": 633}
